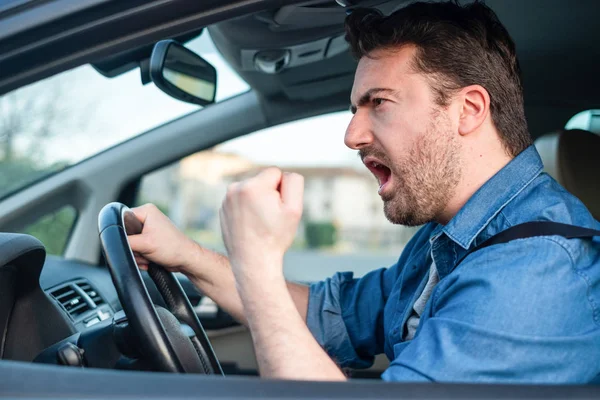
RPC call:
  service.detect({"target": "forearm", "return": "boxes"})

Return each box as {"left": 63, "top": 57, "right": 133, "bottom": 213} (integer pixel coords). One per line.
{"left": 217, "top": 169, "right": 341, "bottom": 380}
{"left": 185, "top": 245, "right": 247, "bottom": 324}
{"left": 237, "top": 272, "right": 346, "bottom": 381}
{"left": 184, "top": 243, "right": 310, "bottom": 325}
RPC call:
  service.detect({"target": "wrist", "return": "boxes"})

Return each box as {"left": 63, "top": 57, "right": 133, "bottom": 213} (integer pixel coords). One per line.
{"left": 179, "top": 240, "right": 210, "bottom": 278}
{"left": 238, "top": 275, "right": 291, "bottom": 328}
{"left": 231, "top": 254, "right": 286, "bottom": 292}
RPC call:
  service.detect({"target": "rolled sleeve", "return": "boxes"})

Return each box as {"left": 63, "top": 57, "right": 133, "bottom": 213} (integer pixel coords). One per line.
{"left": 307, "top": 268, "right": 389, "bottom": 369}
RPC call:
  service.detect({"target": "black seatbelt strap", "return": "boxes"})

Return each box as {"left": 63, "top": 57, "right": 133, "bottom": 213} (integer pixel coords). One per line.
{"left": 462, "top": 221, "right": 600, "bottom": 262}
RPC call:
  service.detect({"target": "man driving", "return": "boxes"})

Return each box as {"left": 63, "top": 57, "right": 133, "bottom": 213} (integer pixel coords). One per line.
{"left": 128, "top": 1, "right": 600, "bottom": 383}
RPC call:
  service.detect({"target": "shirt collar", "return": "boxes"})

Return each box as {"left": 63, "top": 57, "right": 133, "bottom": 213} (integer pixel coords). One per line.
{"left": 441, "top": 145, "right": 544, "bottom": 250}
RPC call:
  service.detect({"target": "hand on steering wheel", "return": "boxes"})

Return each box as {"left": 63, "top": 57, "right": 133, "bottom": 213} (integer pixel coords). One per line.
{"left": 98, "top": 202, "right": 222, "bottom": 374}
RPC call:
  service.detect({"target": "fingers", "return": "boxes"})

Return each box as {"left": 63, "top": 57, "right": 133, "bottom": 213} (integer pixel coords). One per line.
{"left": 131, "top": 203, "right": 156, "bottom": 225}
{"left": 254, "top": 167, "right": 283, "bottom": 190}
{"left": 133, "top": 253, "right": 149, "bottom": 270}
{"left": 225, "top": 168, "right": 282, "bottom": 202}
{"left": 280, "top": 172, "right": 304, "bottom": 215}
{"left": 134, "top": 253, "right": 148, "bottom": 264}
{"left": 227, "top": 168, "right": 304, "bottom": 209}
{"left": 137, "top": 262, "right": 149, "bottom": 271}
{"left": 128, "top": 234, "right": 152, "bottom": 255}
{"left": 127, "top": 204, "right": 153, "bottom": 253}
{"left": 128, "top": 204, "right": 161, "bottom": 254}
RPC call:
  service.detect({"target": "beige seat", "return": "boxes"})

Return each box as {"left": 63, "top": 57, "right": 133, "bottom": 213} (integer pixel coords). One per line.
{"left": 534, "top": 129, "right": 600, "bottom": 219}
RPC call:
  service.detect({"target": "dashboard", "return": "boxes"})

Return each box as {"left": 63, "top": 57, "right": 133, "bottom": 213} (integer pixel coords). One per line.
{"left": 0, "top": 232, "right": 211, "bottom": 365}
{"left": 41, "top": 256, "right": 121, "bottom": 331}
{"left": 40, "top": 256, "right": 211, "bottom": 332}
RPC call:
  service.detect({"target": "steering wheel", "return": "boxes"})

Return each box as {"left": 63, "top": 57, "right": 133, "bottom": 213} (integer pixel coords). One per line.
{"left": 98, "top": 202, "right": 223, "bottom": 375}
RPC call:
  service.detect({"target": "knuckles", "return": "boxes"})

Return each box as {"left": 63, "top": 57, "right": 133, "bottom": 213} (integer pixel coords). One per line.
{"left": 225, "top": 180, "right": 259, "bottom": 201}
{"left": 262, "top": 166, "right": 282, "bottom": 177}
{"left": 139, "top": 203, "right": 162, "bottom": 217}
{"left": 238, "top": 182, "right": 256, "bottom": 199}
{"left": 225, "top": 182, "right": 241, "bottom": 201}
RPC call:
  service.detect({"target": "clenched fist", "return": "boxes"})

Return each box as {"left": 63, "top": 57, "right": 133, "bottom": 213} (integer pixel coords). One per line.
{"left": 219, "top": 167, "right": 304, "bottom": 282}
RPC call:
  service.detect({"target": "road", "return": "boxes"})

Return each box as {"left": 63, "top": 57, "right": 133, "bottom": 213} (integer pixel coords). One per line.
{"left": 283, "top": 250, "right": 400, "bottom": 283}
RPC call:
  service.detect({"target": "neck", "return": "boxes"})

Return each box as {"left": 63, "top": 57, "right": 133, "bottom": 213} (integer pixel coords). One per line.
{"left": 437, "top": 138, "right": 513, "bottom": 225}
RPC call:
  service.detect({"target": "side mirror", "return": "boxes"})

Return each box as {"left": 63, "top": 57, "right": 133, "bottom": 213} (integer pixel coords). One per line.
{"left": 149, "top": 40, "right": 217, "bottom": 106}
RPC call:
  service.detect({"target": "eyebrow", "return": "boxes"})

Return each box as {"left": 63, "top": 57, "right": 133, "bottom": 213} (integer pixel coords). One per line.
{"left": 350, "top": 88, "right": 399, "bottom": 114}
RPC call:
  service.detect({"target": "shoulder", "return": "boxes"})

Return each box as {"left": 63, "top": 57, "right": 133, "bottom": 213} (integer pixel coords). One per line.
{"left": 434, "top": 236, "right": 600, "bottom": 335}
{"left": 501, "top": 172, "right": 597, "bottom": 229}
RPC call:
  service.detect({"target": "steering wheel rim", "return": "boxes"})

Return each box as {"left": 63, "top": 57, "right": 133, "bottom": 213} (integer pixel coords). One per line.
{"left": 98, "top": 202, "right": 223, "bottom": 375}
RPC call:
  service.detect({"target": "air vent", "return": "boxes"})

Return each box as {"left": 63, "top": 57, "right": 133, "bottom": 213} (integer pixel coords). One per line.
{"left": 48, "top": 280, "right": 113, "bottom": 329}
{"left": 78, "top": 281, "right": 105, "bottom": 307}
{"left": 49, "top": 285, "right": 91, "bottom": 318}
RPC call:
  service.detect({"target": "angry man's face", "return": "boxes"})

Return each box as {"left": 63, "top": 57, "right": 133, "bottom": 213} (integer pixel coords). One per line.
{"left": 346, "top": 45, "right": 463, "bottom": 226}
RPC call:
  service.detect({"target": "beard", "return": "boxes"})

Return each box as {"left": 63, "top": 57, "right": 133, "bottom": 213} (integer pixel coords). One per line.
{"left": 361, "top": 110, "right": 462, "bottom": 226}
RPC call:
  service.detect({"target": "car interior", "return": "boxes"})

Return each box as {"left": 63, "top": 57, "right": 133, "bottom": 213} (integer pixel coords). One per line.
{"left": 0, "top": 0, "right": 599, "bottom": 398}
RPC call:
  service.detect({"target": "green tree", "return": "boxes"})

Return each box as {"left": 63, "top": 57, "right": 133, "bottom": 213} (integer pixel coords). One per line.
{"left": 0, "top": 79, "right": 85, "bottom": 254}
{"left": 305, "top": 221, "right": 337, "bottom": 249}
{"left": 24, "top": 206, "right": 77, "bottom": 255}
{"left": 0, "top": 81, "right": 68, "bottom": 161}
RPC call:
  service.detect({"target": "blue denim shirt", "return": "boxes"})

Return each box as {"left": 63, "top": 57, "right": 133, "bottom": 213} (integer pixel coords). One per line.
{"left": 307, "top": 146, "right": 600, "bottom": 383}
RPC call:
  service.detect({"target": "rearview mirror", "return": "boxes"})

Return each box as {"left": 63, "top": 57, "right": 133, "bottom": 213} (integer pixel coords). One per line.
{"left": 149, "top": 40, "right": 217, "bottom": 106}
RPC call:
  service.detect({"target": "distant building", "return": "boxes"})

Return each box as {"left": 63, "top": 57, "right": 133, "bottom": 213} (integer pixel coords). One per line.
{"left": 138, "top": 149, "right": 251, "bottom": 230}
{"left": 176, "top": 150, "right": 253, "bottom": 231}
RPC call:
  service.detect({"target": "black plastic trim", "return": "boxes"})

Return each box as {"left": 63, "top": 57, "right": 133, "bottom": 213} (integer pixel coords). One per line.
{"left": 2, "top": 360, "right": 600, "bottom": 399}
{"left": 0, "top": 0, "right": 302, "bottom": 96}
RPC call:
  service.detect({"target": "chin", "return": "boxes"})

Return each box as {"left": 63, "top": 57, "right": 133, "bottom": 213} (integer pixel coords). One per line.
{"left": 384, "top": 200, "right": 432, "bottom": 227}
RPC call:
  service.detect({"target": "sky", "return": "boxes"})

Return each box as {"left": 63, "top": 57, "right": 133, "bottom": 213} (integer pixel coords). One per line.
{"left": 9, "top": 31, "right": 360, "bottom": 172}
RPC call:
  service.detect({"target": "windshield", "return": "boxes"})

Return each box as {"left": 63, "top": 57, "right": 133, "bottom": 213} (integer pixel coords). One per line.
{"left": 0, "top": 31, "right": 249, "bottom": 200}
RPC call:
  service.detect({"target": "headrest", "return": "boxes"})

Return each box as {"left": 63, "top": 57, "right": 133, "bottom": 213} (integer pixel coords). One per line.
{"left": 535, "top": 129, "right": 600, "bottom": 219}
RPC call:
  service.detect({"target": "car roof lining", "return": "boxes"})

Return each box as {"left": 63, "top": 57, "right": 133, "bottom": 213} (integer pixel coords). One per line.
{"left": 209, "top": 0, "right": 600, "bottom": 138}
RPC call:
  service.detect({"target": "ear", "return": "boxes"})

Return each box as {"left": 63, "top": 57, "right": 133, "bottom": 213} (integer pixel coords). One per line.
{"left": 458, "top": 85, "right": 490, "bottom": 136}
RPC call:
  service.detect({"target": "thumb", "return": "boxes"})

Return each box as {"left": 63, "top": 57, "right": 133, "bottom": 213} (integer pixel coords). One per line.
{"left": 280, "top": 172, "right": 304, "bottom": 214}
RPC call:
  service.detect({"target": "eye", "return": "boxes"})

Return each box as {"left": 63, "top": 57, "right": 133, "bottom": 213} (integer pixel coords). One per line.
{"left": 373, "top": 98, "right": 387, "bottom": 107}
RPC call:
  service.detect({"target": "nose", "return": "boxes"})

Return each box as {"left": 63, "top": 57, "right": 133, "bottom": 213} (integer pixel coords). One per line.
{"left": 344, "top": 111, "right": 374, "bottom": 150}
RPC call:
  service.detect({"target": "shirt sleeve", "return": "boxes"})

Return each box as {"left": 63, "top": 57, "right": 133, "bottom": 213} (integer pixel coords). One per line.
{"left": 382, "top": 237, "right": 600, "bottom": 383}
{"left": 306, "top": 266, "right": 394, "bottom": 369}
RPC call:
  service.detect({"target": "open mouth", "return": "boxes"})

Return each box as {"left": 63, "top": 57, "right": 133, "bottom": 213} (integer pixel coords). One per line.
{"left": 364, "top": 158, "right": 392, "bottom": 194}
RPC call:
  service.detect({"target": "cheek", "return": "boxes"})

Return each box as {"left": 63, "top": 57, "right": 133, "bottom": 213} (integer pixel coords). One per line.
{"left": 370, "top": 106, "right": 403, "bottom": 139}
{"left": 371, "top": 106, "right": 423, "bottom": 153}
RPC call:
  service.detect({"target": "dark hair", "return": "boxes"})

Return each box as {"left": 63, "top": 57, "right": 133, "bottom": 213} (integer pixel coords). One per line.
{"left": 345, "top": 1, "right": 532, "bottom": 157}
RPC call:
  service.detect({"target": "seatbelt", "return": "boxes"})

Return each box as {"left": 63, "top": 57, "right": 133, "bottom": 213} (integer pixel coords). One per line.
{"left": 462, "top": 221, "right": 600, "bottom": 261}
